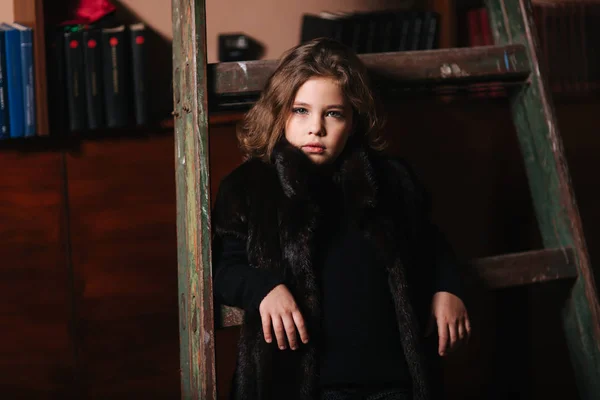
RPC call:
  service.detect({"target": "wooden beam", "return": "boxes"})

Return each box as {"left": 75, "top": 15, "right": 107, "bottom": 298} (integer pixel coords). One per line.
{"left": 172, "top": 0, "right": 216, "bottom": 399}
{"left": 209, "top": 44, "right": 530, "bottom": 99}
{"left": 217, "top": 247, "right": 578, "bottom": 328}
{"left": 469, "top": 248, "right": 577, "bottom": 289}
{"left": 486, "top": 0, "right": 600, "bottom": 398}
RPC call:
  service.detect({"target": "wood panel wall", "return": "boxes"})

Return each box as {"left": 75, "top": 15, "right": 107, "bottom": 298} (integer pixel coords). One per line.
{"left": 0, "top": 151, "right": 73, "bottom": 399}
{"left": 0, "top": 99, "right": 598, "bottom": 399}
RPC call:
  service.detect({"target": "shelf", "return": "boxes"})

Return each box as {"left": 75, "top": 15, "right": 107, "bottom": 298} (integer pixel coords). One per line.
{"left": 207, "top": 44, "right": 530, "bottom": 108}
{"left": 217, "top": 247, "right": 577, "bottom": 328}
{"left": 0, "top": 122, "right": 174, "bottom": 153}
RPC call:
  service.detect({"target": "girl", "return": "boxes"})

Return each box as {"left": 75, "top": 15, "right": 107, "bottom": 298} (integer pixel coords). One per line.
{"left": 212, "top": 38, "right": 471, "bottom": 400}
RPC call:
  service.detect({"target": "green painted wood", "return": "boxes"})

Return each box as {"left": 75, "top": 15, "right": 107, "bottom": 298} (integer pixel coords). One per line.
{"left": 171, "top": 0, "right": 216, "bottom": 399}
{"left": 485, "top": 0, "right": 600, "bottom": 398}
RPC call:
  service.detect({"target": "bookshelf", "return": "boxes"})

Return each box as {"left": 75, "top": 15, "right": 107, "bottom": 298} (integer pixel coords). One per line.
{"left": 10, "top": 0, "right": 174, "bottom": 139}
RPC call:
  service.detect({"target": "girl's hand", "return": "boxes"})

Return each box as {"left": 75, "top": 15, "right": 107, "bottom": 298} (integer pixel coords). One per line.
{"left": 259, "top": 284, "right": 309, "bottom": 350}
{"left": 426, "top": 291, "right": 471, "bottom": 356}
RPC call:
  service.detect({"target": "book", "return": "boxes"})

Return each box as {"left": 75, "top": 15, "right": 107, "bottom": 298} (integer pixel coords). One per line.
{"left": 64, "top": 29, "right": 87, "bottom": 132}
{"left": 0, "top": 28, "right": 9, "bottom": 138}
{"left": 45, "top": 29, "right": 68, "bottom": 135}
{"left": 101, "top": 25, "right": 129, "bottom": 128}
{"left": 10, "top": 23, "right": 35, "bottom": 136}
{"left": 83, "top": 28, "right": 105, "bottom": 129}
{"left": 0, "top": 23, "right": 24, "bottom": 138}
{"left": 129, "top": 23, "right": 148, "bottom": 126}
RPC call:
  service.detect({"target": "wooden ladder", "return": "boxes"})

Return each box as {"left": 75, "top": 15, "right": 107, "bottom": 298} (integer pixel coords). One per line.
{"left": 171, "top": 0, "right": 600, "bottom": 398}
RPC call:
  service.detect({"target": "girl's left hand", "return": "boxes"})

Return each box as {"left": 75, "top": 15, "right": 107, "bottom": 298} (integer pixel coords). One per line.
{"left": 426, "top": 291, "right": 471, "bottom": 356}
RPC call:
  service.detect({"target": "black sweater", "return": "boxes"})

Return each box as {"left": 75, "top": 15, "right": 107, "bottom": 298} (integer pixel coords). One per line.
{"left": 213, "top": 221, "right": 463, "bottom": 390}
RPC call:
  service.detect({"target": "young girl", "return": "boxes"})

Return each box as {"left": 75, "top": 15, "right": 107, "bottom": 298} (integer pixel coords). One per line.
{"left": 211, "top": 37, "right": 471, "bottom": 400}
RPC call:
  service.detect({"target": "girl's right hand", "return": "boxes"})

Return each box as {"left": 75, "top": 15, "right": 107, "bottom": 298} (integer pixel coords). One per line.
{"left": 259, "top": 284, "right": 309, "bottom": 350}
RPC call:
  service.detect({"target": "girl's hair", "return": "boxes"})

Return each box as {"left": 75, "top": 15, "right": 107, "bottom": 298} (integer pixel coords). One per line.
{"left": 237, "top": 37, "right": 386, "bottom": 161}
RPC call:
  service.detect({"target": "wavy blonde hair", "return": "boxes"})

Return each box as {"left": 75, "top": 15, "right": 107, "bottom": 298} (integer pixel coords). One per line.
{"left": 237, "top": 38, "right": 386, "bottom": 161}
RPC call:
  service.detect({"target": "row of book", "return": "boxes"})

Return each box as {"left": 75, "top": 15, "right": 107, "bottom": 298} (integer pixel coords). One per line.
{"left": 300, "top": 9, "right": 440, "bottom": 54}
{"left": 464, "top": 7, "right": 504, "bottom": 98}
{"left": 46, "top": 22, "right": 148, "bottom": 134}
{"left": 0, "top": 22, "right": 35, "bottom": 139}
{"left": 532, "top": 1, "right": 600, "bottom": 95}
{"left": 460, "top": 3, "right": 600, "bottom": 98}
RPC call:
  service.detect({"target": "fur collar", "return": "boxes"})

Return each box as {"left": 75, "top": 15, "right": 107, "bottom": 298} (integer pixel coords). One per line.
{"left": 270, "top": 137, "right": 380, "bottom": 217}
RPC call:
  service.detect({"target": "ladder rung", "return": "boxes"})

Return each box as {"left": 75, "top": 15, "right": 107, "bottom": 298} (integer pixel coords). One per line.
{"left": 209, "top": 44, "right": 530, "bottom": 99}
{"left": 217, "top": 247, "right": 576, "bottom": 328}
{"left": 219, "top": 306, "right": 244, "bottom": 329}
{"left": 469, "top": 247, "right": 577, "bottom": 289}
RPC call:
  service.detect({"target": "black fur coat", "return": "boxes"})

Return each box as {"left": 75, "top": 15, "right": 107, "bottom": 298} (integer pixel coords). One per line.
{"left": 212, "top": 138, "right": 461, "bottom": 400}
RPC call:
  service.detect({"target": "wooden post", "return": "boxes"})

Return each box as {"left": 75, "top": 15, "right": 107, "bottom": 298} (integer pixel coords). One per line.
{"left": 171, "top": 0, "right": 216, "bottom": 399}
{"left": 485, "top": 0, "right": 600, "bottom": 398}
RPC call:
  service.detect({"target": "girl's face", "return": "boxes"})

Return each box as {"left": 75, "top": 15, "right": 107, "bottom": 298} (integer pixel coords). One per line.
{"left": 284, "top": 77, "right": 353, "bottom": 165}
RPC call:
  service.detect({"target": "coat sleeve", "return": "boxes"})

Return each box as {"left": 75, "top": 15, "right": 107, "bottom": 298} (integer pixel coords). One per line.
{"left": 391, "top": 157, "right": 465, "bottom": 301}
{"left": 427, "top": 220, "right": 465, "bottom": 299}
{"left": 212, "top": 235, "right": 284, "bottom": 311}
{"left": 211, "top": 169, "right": 284, "bottom": 311}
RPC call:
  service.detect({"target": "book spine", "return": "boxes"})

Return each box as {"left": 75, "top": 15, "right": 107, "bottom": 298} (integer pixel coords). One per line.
{"left": 421, "top": 12, "right": 440, "bottom": 50}
{"left": 409, "top": 12, "right": 422, "bottom": 51}
{"left": 46, "top": 30, "right": 68, "bottom": 135}
{"left": 129, "top": 26, "right": 148, "bottom": 126}
{"left": 0, "top": 30, "right": 10, "bottom": 138}
{"left": 83, "top": 29, "right": 105, "bottom": 130}
{"left": 5, "top": 29, "right": 25, "bottom": 137}
{"left": 64, "top": 31, "right": 87, "bottom": 132}
{"left": 20, "top": 28, "right": 35, "bottom": 136}
{"left": 467, "top": 9, "right": 483, "bottom": 47}
{"left": 398, "top": 14, "right": 411, "bottom": 51}
{"left": 101, "top": 27, "right": 129, "bottom": 128}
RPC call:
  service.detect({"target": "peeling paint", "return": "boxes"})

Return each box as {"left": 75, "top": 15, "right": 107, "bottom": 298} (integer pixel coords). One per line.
{"left": 451, "top": 63, "right": 470, "bottom": 77}
{"left": 238, "top": 61, "right": 248, "bottom": 77}
{"left": 440, "top": 63, "right": 470, "bottom": 78}
{"left": 440, "top": 64, "right": 452, "bottom": 78}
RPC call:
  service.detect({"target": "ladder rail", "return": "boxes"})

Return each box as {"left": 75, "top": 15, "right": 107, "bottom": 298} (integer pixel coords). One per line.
{"left": 485, "top": 0, "right": 600, "bottom": 398}
{"left": 172, "top": 0, "right": 216, "bottom": 399}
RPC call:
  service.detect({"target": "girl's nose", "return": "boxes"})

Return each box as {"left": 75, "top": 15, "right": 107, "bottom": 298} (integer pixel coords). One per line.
{"left": 309, "top": 116, "right": 324, "bottom": 136}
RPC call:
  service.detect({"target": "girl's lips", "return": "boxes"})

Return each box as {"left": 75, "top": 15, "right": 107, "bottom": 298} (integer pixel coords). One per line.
{"left": 302, "top": 145, "right": 325, "bottom": 154}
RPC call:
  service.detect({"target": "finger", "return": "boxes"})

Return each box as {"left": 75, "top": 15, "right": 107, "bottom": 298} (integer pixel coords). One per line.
{"left": 438, "top": 322, "right": 449, "bottom": 356}
{"left": 282, "top": 314, "right": 298, "bottom": 350}
{"left": 272, "top": 316, "right": 287, "bottom": 350}
{"left": 457, "top": 321, "right": 466, "bottom": 345}
{"left": 261, "top": 313, "right": 273, "bottom": 344}
{"left": 465, "top": 316, "right": 472, "bottom": 343}
{"left": 292, "top": 311, "right": 309, "bottom": 344}
{"left": 448, "top": 322, "right": 458, "bottom": 352}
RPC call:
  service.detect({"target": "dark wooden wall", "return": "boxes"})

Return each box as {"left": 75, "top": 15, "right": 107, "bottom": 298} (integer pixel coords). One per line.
{"left": 0, "top": 99, "right": 598, "bottom": 399}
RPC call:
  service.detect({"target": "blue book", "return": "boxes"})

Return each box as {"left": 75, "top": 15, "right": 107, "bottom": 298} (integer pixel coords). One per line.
{"left": 0, "top": 23, "right": 24, "bottom": 138}
{"left": 0, "top": 29, "right": 9, "bottom": 138}
{"left": 10, "top": 23, "right": 35, "bottom": 137}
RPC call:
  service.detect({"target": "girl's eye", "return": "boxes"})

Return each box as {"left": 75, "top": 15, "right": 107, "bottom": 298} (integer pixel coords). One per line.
{"left": 292, "top": 107, "right": 308, "bottom": 115}
{"left": 326, "top": 110, "right": 343, "bottom": 118}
